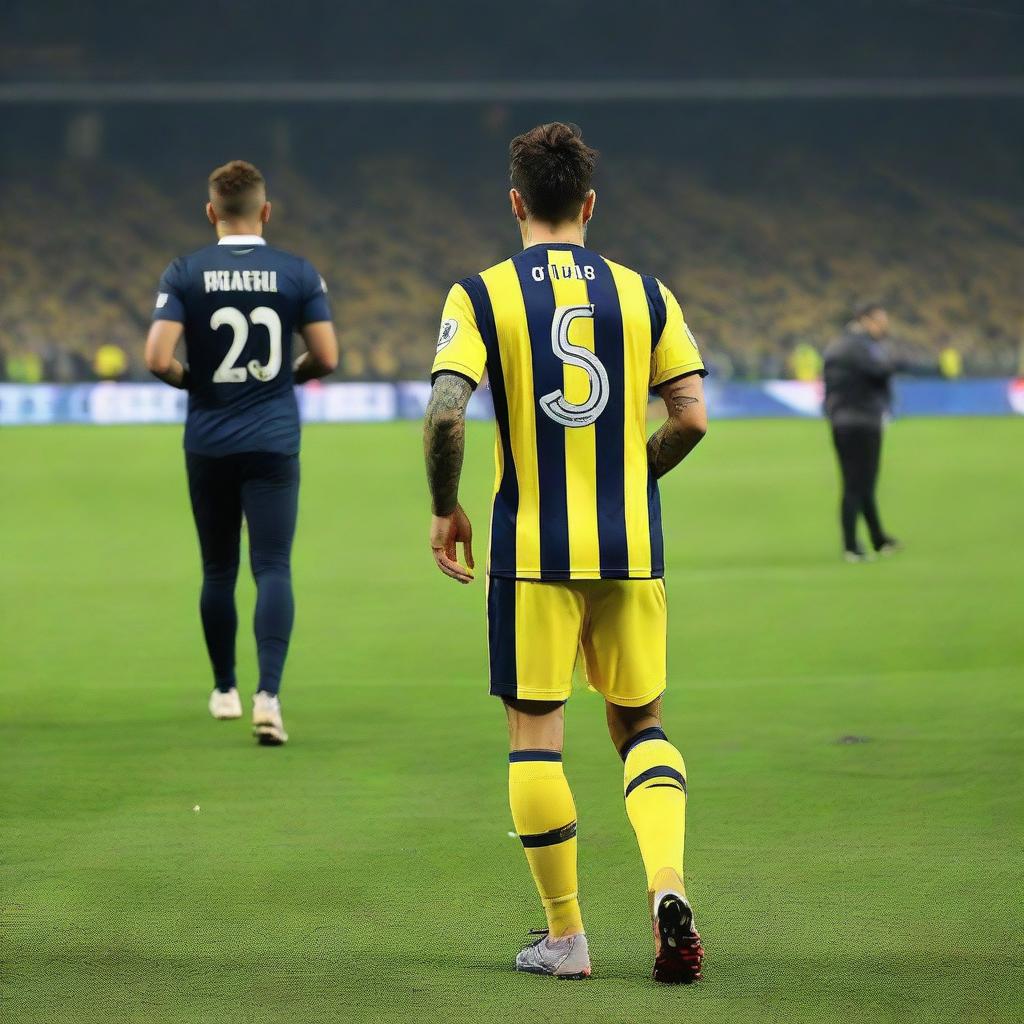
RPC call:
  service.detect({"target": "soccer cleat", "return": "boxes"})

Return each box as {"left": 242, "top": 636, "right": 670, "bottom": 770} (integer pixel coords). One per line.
{"left": 252, "top": 691, "right": 288, "bottom": 746}
{"left": 208, "top": 687, "right": 242, "bottom": 720}
{"left": 843, "top": 547, "right": 874, "bottom": 563}
{"left": 876, "top": 537, "right": 903, "bottom": 556}
{"left": 515, "top": 930, "right": 591, "bottom": 980}
{"left": 652, "top": 889, "right": 703, "bottom": 984}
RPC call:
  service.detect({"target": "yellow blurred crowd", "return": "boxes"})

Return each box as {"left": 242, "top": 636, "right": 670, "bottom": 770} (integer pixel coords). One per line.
{"left": 1, "top": 158, "right": 1020, "bottom": 381}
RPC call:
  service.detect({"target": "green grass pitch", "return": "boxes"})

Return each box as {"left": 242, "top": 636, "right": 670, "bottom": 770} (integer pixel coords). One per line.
{"left": 2, "top": 417, "right": 1022, "bottom": 1023}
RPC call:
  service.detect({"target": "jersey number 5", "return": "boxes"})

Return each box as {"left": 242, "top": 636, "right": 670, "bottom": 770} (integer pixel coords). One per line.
{"left": 211, "top": 306, "right": 282, "bottom": 383}
{"left": 539, "top": 304, "right": 609, "bottom": 428}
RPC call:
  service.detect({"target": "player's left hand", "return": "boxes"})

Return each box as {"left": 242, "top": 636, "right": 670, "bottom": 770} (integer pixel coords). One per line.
{"left": 430, "top": 504, "right": 475, "bottom": 584}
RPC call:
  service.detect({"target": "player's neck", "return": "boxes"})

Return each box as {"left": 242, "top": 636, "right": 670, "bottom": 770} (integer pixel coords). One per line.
{"left": 520, "top": 220, "right": 586, "bottom": 249}
{"left": 215, "top": 221, "right": 264, "bottom": 240}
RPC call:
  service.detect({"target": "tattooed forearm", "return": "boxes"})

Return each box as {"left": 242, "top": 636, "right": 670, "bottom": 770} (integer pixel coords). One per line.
{"left": 647, "top": 421, "right": 697, "bottom": 479}
{"left": 647, "top": 374, "right": 707, "bottom": 479}
{"left": 424, "top": 373, "right": 473, "bottom": 515}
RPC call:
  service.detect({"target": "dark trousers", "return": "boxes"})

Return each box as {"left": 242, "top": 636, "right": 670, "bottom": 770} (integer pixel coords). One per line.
{"left": 830, "top": 424, "right": 887, "bottom": 552}
{"left": 186, "top": 451, "right": 299, "bottom": 695}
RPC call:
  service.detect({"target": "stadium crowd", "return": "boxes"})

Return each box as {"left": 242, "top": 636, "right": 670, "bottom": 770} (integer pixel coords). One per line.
{"left": 1, "top": 151, "right": 1020, "bottom": 382}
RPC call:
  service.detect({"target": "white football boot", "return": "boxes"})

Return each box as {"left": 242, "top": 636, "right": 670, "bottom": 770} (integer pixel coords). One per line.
{"left": 252, "top": 691, "right": 288, "bottom": 746}
{"left": 208, "top": 688, "right": 243, "bottom": 720}
{"left": 515, "top": 931, "right": 591, "bottom": 980}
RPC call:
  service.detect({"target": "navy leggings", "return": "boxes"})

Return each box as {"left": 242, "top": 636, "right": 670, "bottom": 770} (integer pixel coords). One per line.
{"left": 830, "top": 425, "right": 886, "bottom": 552}
{"left": 186, "top": 451, "right": 299, "bottom": 695}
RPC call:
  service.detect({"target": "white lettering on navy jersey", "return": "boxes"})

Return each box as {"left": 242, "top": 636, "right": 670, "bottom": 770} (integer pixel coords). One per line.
{"left": 203, "top": 270, "right": 279, "bottom": 293}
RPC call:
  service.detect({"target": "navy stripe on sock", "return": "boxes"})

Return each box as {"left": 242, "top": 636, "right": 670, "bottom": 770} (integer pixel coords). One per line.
{"left": 509, "top": 749, "right": 563, "bottom": 763}
{"left": 619, "top": 726, "right": 668, "bottom": 761}
{"left": 520, "top": 820, "right": 578, "bottom": 848}
{"left": 625, "top": 766, "right": 687, "bottom": 799}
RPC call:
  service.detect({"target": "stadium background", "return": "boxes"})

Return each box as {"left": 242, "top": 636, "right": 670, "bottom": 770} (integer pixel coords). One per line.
{"left": 2, "top": 1, "right": 1022, "bottom": 392}
{"left": 2, "top": 3, "right": 1023, "bottom": 1024}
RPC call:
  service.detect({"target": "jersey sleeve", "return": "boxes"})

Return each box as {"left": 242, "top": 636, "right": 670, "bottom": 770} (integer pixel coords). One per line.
{"left": 650, "top": 280, "right": 706, "bottom": 388}
{"left": 152, "top": 259, "right": 186, "bottom": 323}
{"left": 299, "top": 260, "right": 332, "bottom": 325}
{"left": 430, "top": 282, "right": 487, "bottom": 386}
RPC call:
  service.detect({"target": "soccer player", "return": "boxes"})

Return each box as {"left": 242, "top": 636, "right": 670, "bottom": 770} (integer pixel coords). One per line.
{"left": 145, "top": 160, "right": 338, "bottom": 745}
{"left": 422, "top": 124, "right": 707, "bottom": 982}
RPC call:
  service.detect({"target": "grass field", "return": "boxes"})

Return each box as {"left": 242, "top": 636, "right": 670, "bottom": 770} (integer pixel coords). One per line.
{"left": 2, "top": 417, "right": 1023, "bottom": 1024}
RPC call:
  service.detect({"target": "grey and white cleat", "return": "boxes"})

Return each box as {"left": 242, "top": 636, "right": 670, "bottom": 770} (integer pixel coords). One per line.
{"left": 209, "top": 687, "right": 242, "bottom": 720}
{"left": 252, "top": 691, "right": 288, "bottom": 746}
{"left": 843, "top": 547, "right": 875, "bottom": 564}
{"left": 515, "top": 930, "right": 591, "bottom": 980}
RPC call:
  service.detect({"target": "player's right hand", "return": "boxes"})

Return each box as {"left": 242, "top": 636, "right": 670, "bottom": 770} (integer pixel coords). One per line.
{"left": 430, "top": 504, "right": 475, "bottom": 584}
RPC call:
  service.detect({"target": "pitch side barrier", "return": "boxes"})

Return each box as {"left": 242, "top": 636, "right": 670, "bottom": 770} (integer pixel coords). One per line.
{"left": 0, "top": 379, "right": 1021, "bottom": 426}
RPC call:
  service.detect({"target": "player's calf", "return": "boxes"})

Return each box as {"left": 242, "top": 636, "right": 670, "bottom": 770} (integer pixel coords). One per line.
{"left": 614, "top": 711, "right": 703, "bottom": 983}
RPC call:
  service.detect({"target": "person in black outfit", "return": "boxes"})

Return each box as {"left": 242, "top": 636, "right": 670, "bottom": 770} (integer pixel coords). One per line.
{"left": 823, "top": 302, "right": 903, "bottom": 562}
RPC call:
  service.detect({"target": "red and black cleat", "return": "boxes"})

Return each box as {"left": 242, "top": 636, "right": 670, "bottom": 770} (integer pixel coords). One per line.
{"left": 652, "top": 893, "right": 704, "bottom": 984}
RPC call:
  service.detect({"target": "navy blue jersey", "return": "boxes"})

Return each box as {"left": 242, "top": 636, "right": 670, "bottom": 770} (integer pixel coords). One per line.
{"left": 152, "top": 235, "right": 331, "bottom": 456}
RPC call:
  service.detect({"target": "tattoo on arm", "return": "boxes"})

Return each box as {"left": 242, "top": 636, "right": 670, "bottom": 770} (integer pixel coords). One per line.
{"left": 669, "top": 391, "right": 700, "bottom": 414}
{"left": 647, "top": 375, "right": 706, "bottom": 480}
{"left": 423, "top": 374, "right": 473, "bottom": 515}
{"left": 647, "top": 421, "right": 693, "bottom": 480}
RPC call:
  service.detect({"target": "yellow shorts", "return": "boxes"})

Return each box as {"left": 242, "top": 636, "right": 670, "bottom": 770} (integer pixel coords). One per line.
{"left": 486, "top": 576, "right": 667, "bottom": 707}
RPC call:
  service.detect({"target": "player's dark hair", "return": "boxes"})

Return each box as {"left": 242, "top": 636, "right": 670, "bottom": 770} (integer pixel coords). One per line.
{"left": 853, "top": 299, "right": 885, "bottom": 320}
{"left": 509, "top": 122, "right": 598, "bottom": 224}
{"left": 208, "top": 160, "right": 266, "bottom": 219}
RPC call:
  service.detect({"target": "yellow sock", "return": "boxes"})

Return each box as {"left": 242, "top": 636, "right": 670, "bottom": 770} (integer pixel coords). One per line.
{"left": 621, "top": 728, "right": 687, "bottom": 892}
{"left": 508, "top": 750, "right": 584, "bottom": 938}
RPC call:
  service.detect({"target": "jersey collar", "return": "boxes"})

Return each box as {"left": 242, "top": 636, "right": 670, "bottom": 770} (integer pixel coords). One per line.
{"left": 217, "top": 235, "right": 266, "bottom": 246}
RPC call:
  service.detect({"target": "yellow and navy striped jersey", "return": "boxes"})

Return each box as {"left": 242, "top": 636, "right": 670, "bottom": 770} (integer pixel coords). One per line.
{"left": 432, "top": 243, "right": 705, "bottom": 581}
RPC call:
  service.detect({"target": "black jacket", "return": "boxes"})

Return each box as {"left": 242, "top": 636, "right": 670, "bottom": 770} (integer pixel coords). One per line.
{"left": 823, "top": 328, "right": 899, "bottom": 428}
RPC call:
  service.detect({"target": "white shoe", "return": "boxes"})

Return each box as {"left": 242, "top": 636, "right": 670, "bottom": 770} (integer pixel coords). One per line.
{"left": 515, "top": 931, "right": 591, "bottom": 979}
{"left": 252, "top": 691, "right": 288, "bottom": 746}
{"left": 208, "top": 688, "right": 242, "bottom": 720}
